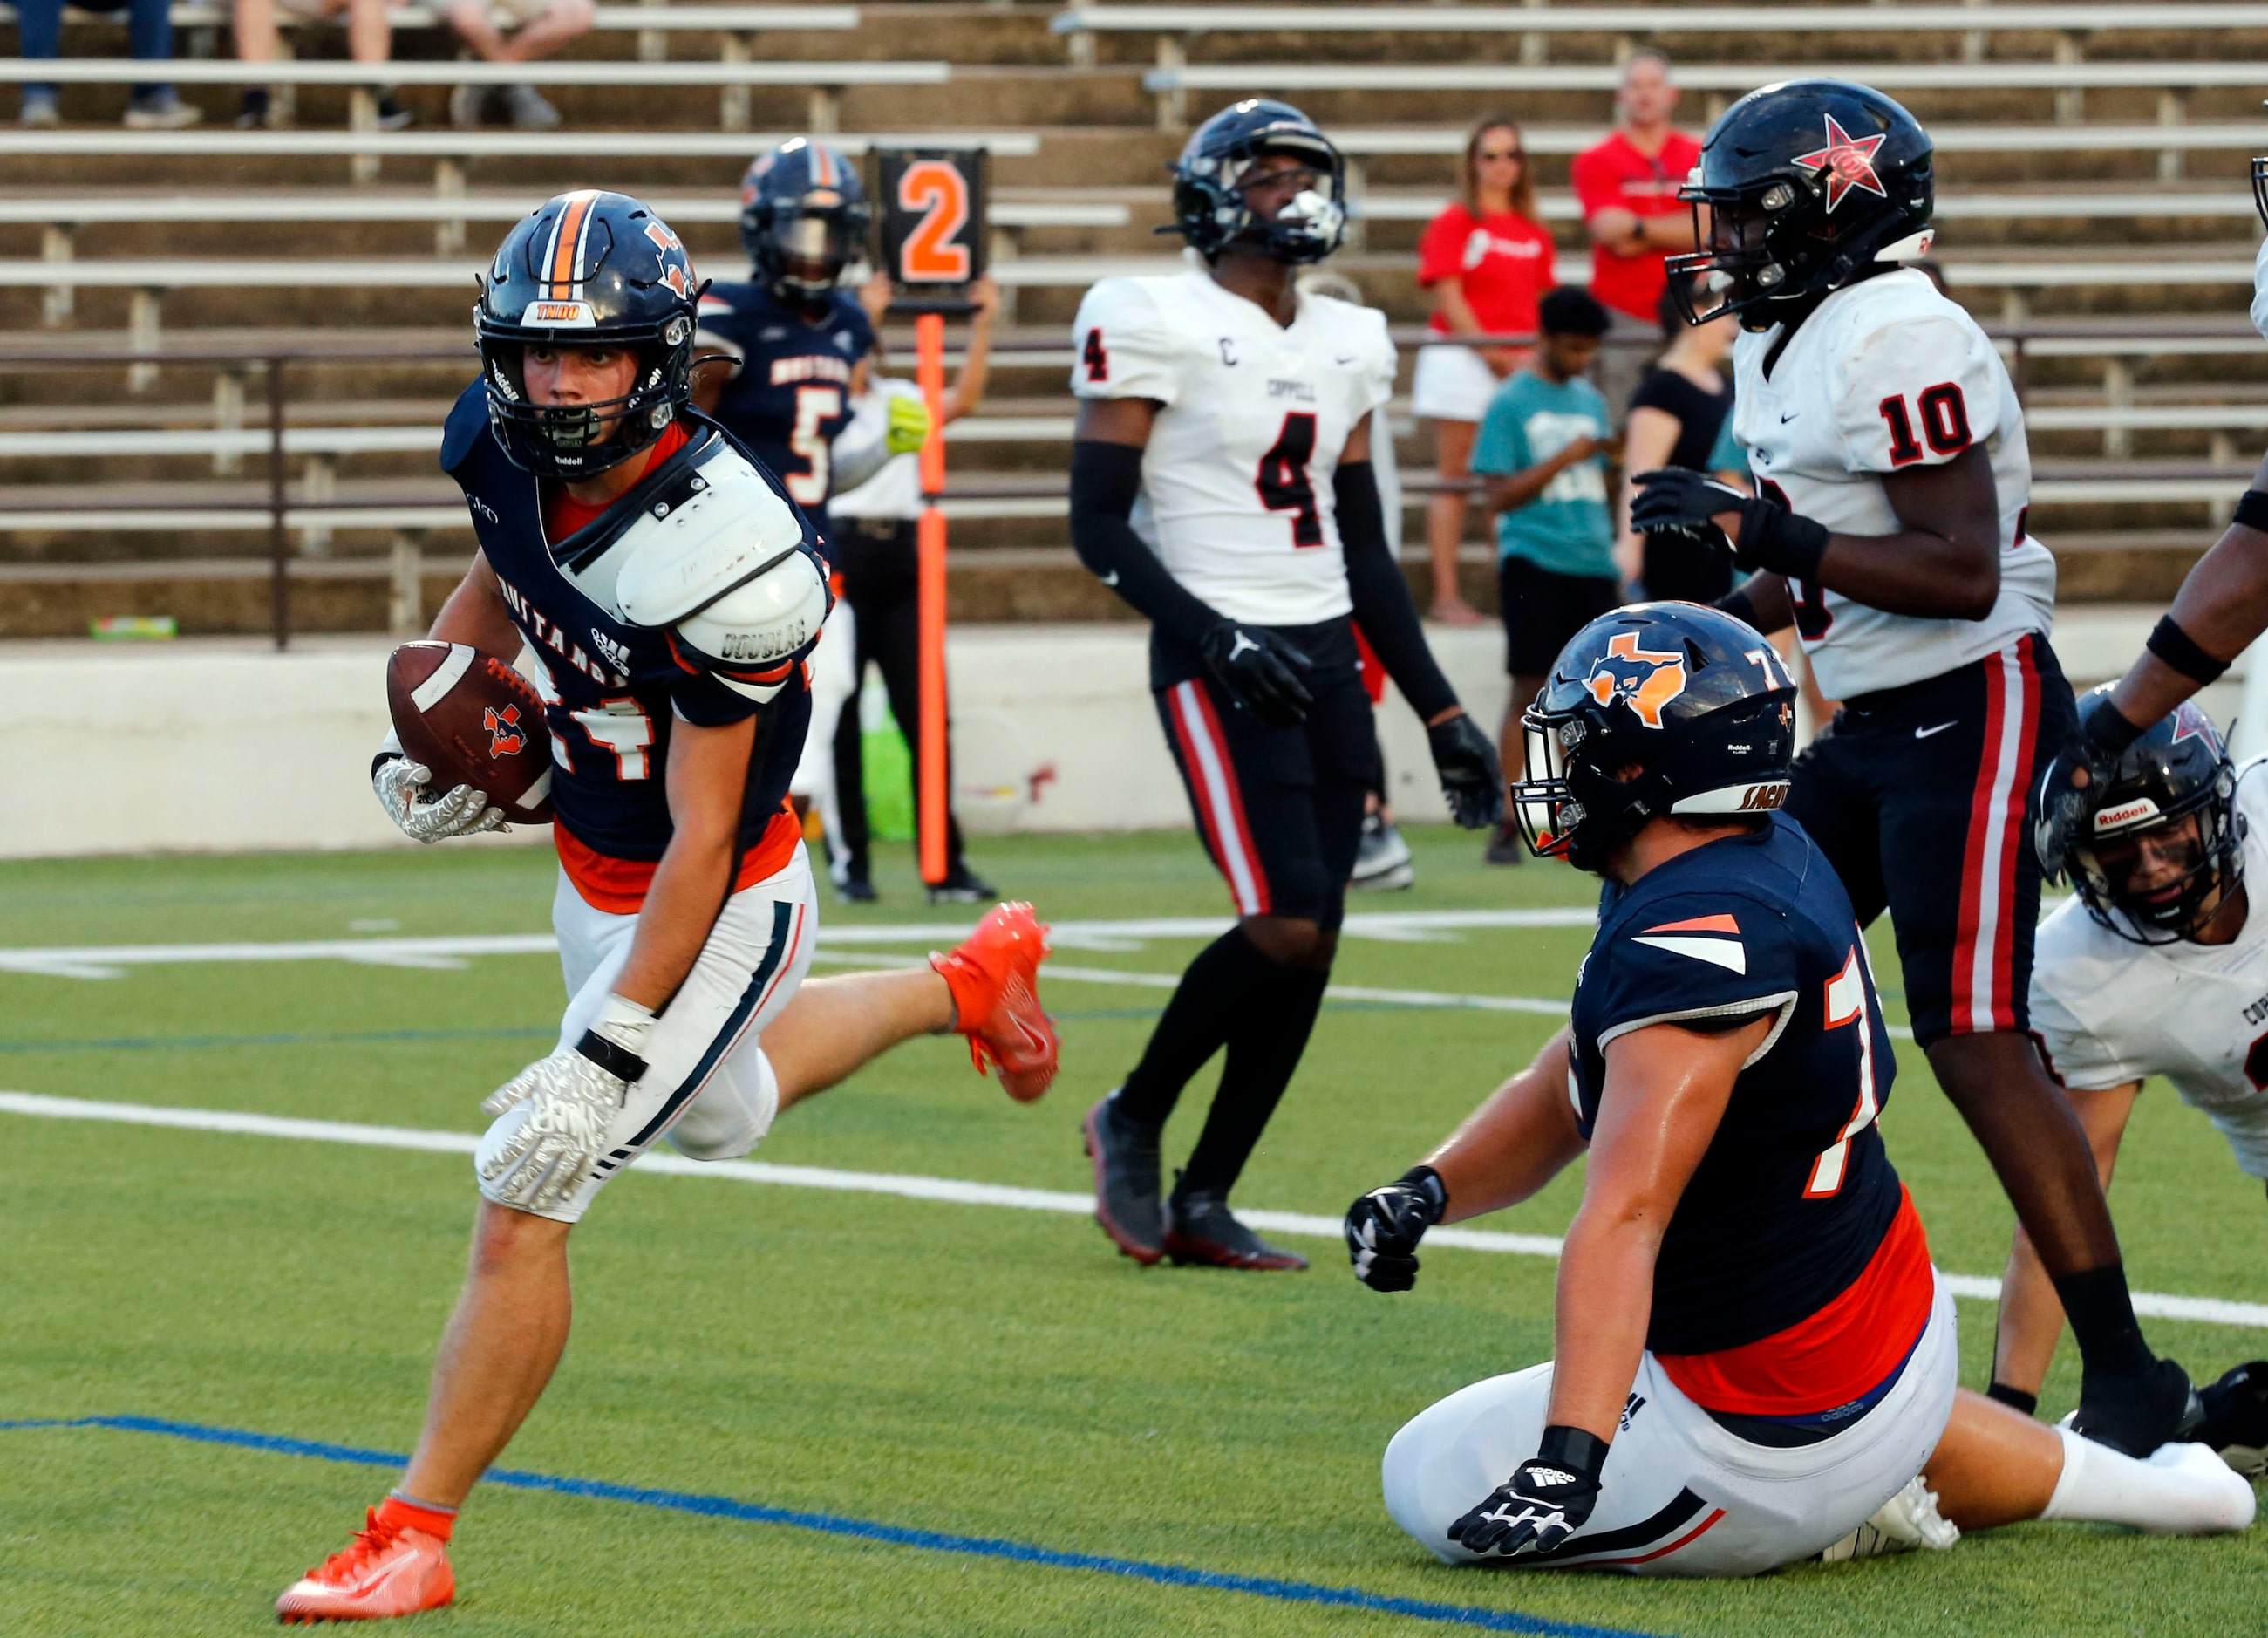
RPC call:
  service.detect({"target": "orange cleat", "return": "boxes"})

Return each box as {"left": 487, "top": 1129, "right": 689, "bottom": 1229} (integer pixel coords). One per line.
{"left": 931, "top": 901, "right": 1059, "bottom": 1102}
{"left": 276, "top": 1510, "right": 454, "bottom": 1624}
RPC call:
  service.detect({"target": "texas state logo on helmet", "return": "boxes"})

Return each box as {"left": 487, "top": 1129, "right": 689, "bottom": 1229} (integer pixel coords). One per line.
{"left": 1512, "top": 604, "right": 1796, "bottom": 870}
{"left": 739, "top": 138, "right": 871, "bottom": 304}
{"left": 473, "top": 189, "right": 699, "bottom": 481}
{"left": 1668, "top": 78, "right": 1935, "bottom": 330}
{"left": 1169, "top": 99, "right": 1347, "bottom": 265}
{"left": 2067, "top": 685, "right": 2246, "bottom": 945}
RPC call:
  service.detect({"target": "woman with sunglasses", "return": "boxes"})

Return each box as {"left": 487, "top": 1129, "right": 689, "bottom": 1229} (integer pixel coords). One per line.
{"left": 1413, "top": 117, "right": 1556, "bottom": 626}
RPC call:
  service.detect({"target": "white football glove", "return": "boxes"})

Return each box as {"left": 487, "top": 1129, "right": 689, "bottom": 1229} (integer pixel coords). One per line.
{"left": 479, "top": 1000, "right": 655, "bottom": 1213}
{"left": 373, "top": 754, "right": 507, "bottom": 844}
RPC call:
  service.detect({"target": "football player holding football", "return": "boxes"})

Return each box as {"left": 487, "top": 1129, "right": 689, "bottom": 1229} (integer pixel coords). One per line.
{"left": 1629, "top": 78, "right": 2193, "bottom": 1456}
{"left": 276, "top": 191, "right": 1059, "bottom": 1623}
{"left": 1345, "top": 604, "right": 2252, "bottom": 1575}
{"left": 1069, "top": 99, "right": 1502, "bottom": 1270}
{"left": 2034, "top": 135, "right": 2268, "bottom": 888}
{"left": 1995, "top": 689, "right": 2268, "bottom": 1464}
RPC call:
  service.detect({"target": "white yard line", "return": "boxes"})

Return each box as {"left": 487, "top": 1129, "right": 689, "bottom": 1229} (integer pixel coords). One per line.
{"left": 0, "top": 1089, "right": 2252, "bottom": 1329}
{"left": 0, "top": 907, "right": 1598, "bottom": 981}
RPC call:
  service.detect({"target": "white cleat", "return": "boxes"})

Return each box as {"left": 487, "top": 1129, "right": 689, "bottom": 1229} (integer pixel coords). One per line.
{"left": 1818, "top": 1473, "right": 1961, "bottom": 1562}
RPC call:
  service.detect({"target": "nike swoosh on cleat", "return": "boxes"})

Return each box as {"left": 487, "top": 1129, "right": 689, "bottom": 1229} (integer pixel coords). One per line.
{"left": 1914, "top": 720, "right": 1958, "bottom": 740}
{"left": 1100, "top": 570, "right": 1120, "bottom": 586}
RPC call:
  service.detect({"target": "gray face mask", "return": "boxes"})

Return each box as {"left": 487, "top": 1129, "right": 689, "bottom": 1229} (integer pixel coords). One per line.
{"left": 2252, "top": 235, "right": 2268, "bottom": 341}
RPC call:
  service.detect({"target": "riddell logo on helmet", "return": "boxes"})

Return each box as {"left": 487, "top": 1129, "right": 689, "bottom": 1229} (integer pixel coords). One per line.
{"left": 2094, "top": 797, "right": 2162, "bottom": 832}
{"left": 1584, "top": 631, "right": 1689, "bottom": 729}
{"left": 522, "top": 300, "right": 596, "bottom": 327}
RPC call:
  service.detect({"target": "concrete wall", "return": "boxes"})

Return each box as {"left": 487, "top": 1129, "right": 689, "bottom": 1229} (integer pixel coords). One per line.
{"left": 1, "top": 611, "right": 2241, "bottom": 859}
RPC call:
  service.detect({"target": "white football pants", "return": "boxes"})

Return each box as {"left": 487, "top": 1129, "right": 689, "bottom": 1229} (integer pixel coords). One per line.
{"left": 1383, "top": 1275, "right": 1958, "bottom": 1577}
{"left": 788, "top": 601, "right": 857, "bottom": 850}
{"left": 473, "top": 846, "right": 818, "bottom": 1223}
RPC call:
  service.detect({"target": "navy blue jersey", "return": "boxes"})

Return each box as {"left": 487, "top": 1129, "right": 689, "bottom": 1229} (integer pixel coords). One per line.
{"left": 1569, "top": 812, "right": 1904, "bottom": 1356}
{"left": 696, "top": 280, "right": 874, "bottom": 530}
{"left": 439, "top": 382, "right": 815, "bottom": 865}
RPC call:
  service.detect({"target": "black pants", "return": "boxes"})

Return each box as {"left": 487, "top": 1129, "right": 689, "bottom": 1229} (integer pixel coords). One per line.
{"left": 1785, "top": 633, "right": 2076, "bottom": 1048}
{"left": 828, "top": 517, "right": 968, "bottom": 884}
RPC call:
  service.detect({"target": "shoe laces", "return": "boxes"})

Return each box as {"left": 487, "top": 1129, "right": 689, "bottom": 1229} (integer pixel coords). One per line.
{"left": 311, "top": 1510, "right": 405, "bottom": 1584}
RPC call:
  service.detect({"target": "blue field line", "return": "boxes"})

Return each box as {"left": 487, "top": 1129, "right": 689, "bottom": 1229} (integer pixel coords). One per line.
{"left": 0, "top": 1414, "right": 1661, "bottom": 1638}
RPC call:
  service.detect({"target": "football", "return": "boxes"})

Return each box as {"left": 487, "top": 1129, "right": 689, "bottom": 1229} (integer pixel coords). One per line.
{"left": 384, "top": 640, "right": 555, "bottom": 825}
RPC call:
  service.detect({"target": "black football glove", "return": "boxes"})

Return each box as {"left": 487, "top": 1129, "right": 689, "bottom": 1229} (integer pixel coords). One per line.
{"left": 1200, "top": 620, "right": 1315, "bottom": 727}
{"left": 2073, "top": 1355, "right": 2202, "bottom": 1458}
{"left": 1447, "top": 1425, "right": 1609, "bottom": 1559}
{"left": 1345, "top": 1165, "right": 1448, "bottom": 1292}
{"left": 1426, "top": 712, "right": 1505, "bottom": 830}
{"left": 1631, "top": 466, "right": 1829, "bottom": 582}
{"left": 2033, "top": 690, "right": 2148, "bottom": 887}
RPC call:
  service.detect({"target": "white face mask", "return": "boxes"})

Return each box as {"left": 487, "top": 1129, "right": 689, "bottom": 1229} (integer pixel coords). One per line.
{"left": 2251, "top": 235, "right": 2268, "bottom": 341}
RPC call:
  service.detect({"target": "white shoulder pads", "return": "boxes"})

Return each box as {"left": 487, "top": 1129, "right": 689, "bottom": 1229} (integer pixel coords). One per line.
{"left": 612, "top": 441, "right": 831, "bottom": 697}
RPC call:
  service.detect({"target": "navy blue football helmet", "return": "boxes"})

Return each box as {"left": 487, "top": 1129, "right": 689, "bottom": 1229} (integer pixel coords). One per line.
{"left": 1511, "top": 603, "right": 1798, "bottom": 872}
{"left": 1669, "top": 78, "right": 1935, "bottom": 331}
{"left": 739, "top": 137, "right": 870, "bottom": 305}
{"left": 2067, "top": 686, "right": 2247, "bottom": 945}
{"left": 1168, "top": 99, "right": 1345, "bottom": 265}
{"left": 474, "top": 189, "right": 700, "bottom": 482}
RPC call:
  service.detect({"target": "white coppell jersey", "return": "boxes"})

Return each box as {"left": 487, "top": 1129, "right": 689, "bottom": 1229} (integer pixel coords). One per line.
{"left": 2029, "top": 763, "right": 2268, "bottom": 1178}
{"left": 1070, "top": 267, "right": 1398, "bottom": 627}
{"left": 1732, "top": 268, "right": 2056, "bottom": 700}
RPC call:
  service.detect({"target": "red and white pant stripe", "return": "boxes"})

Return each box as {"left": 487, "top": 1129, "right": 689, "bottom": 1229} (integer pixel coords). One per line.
{"left": 1951, "top": 636, "right": 2041, "bottom": 1034}
{"left": 1166, "top": 680, "right": 1271, "bottom": 918}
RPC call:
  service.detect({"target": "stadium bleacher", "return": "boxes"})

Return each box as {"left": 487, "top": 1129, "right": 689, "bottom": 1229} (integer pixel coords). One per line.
{"left": 0, "top": 0, "right": 2261, "bottom": 638}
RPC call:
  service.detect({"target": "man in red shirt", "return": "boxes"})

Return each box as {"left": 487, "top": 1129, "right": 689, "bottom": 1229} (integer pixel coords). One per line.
{"left": 1570, "top": 51, "right": 1703, "bottom": 406}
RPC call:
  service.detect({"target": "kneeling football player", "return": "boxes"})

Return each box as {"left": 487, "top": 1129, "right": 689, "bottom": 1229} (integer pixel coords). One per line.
{"left": 1991, "top": 689, "right": 2268, "bottom": 1466}
{"left": 1342, "top": 604, "right": 2252, "bottom": 1576}
{"left": 276, "top": 191, "right": 1059, "bottom": 1622}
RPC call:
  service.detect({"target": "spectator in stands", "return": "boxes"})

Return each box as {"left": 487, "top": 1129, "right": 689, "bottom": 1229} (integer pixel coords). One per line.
{"left": 1570, "top": 50, "right": 1702, "bottom": 411}
{"left": 1470, "top": 287, "right": 1620, "bottom": 865}
{"left": 446, "top": 0, "right": 595, "bottom": 130}
{"left": 825, "top": 273, "right": 1003, "bottom": 904}
{"left": 17, "top": 0, "right": 199, "bottom": 127}
{"left": 1614, "top": 276, "right": 1736, "bottom": 603}
{"left": 1413, "top": 115, "right": 1555, "bottom": 627}
{"left": 231, "top": 0, "right": 411, "bottom": 129}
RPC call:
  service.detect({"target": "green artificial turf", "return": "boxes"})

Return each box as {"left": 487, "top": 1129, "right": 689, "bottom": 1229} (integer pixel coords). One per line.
{"left": 0, "top": 829, "right": 2260, "bottom": 1636}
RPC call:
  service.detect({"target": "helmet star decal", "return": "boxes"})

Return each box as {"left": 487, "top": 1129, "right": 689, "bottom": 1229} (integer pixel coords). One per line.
{"left": 1793, "top": 113, "right": 1888, "bottom": 213}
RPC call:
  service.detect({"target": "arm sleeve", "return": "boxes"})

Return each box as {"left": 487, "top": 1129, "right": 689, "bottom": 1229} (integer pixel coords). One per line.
{"left": 1590, "top": 891, "right": 1804, "bottom": 1054}
{"left": 1415, "top": 208, "right": 1470, "bottom": 287}
{"left": 1068, "top": 440, "right": 1221, "bottom": 645}
{"left": 1338, "top": 459, "right": 1457, "bottom": 720}
{"left": 829, "top": 393, "right": 896, "bottom": 495}
{"left": 1832, "top": 312, "right": 2006, "bottom": 475}
{"left": 1070, "top": 279, "right": 1180, "bottom": 404}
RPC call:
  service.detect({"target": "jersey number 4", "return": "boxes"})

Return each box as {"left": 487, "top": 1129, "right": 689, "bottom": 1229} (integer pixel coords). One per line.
{"left": 1807, "top": 943, "right": 1883, "bottom": 1198}
{"left": 1256, "top": 412, "right": 1324, "bottom": 548}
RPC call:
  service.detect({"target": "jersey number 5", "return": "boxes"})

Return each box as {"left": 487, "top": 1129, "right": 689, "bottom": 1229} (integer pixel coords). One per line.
{"left": 1807, "top": 944, "right": 1882, "bottom": 1198}
{"left": 1256, "top": 412, "right": 1324, "bottom": 548}
{"left": 787, "top": 384, "right": 843, "bottom": 508}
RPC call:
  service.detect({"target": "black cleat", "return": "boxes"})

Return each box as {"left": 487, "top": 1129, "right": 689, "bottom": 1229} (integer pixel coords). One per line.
{"left": 2197, "top": 1360, "right": 2268, "bottom": 1476}
{"left": 1483, "top": 817, "right": 1526, "bottom": 867}
{"left": 925, "top": 865, "right": 1000, "bottom": 905}
{"left": 2073, "top": 1355, "right": 2201, "bottom": 1457}
{"left": 1350, "top": 809, "right": 1415, "bottom": 891}
{"left": 1163, "top": 1175, "right": 1308, "bottom": 1271}
{"left": 1083, "top": 1091, "right": 1163, "bottom": 1265}
{"left": 835, "top": 876, "right": 878, "bottom": 904}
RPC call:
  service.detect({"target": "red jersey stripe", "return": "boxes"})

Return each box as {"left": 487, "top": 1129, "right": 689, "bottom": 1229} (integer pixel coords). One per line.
{"left": 556, "top": 799, "right": 802, "bottom": 916}
{"left": 1654, "top": 1186, "right": 1934, "bottom": 1418}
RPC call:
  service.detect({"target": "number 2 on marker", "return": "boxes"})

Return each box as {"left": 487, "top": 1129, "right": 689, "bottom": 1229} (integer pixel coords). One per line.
{"left": 897, "top": 160, "right": 971, "bottom": 282}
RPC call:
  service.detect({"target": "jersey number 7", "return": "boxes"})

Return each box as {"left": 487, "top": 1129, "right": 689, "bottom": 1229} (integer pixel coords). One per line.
{"left": 1256, "top": 412, "right": 1323, "bottom": 548}
{"left": 1806, "top": 943, "right": 1883, "bottom": 1198}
